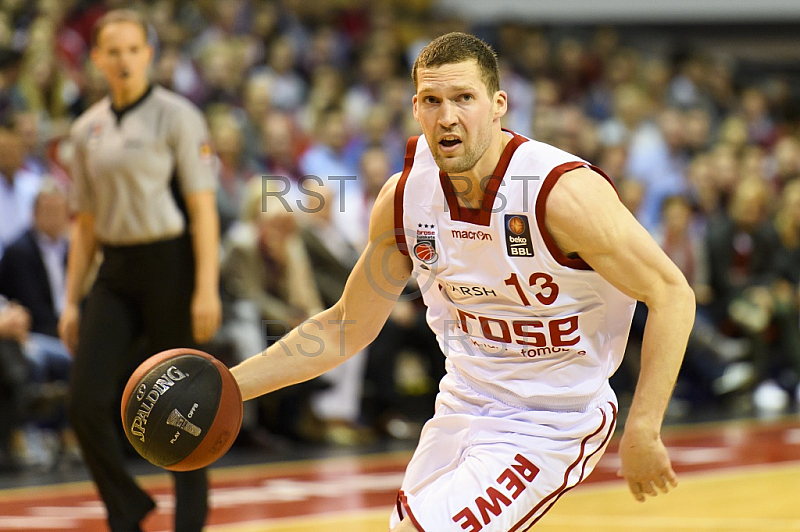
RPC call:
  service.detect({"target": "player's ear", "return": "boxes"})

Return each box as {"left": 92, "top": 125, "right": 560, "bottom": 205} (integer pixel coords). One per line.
{"left": 412, "top": 94, "right": 419, "bottom": 121}
{"left": 493, "top": 90, "right": 508, "bottom": 120}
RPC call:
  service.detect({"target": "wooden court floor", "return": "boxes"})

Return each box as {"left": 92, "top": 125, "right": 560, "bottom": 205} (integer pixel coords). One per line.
{"left": 0, "top": 416, "right": 798, "bottom": 531}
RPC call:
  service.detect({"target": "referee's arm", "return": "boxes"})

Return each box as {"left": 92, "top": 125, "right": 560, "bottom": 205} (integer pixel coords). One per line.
{"left": 60, "top": 211, "right": 97, "bottom": 354}
{"left": 60, "top": 129, "right": 98, "bottom": 354}
{"left": 172, "top": 101, "right": 222, "bottom": 344}
{"left": 185, "top": 190, "right": 221, "bottom": 343}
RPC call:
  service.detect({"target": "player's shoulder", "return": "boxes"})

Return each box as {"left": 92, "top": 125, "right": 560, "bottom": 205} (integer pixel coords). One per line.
{"left": 373, "top": 171, "right": 402, "bottom": 214}
{"left": 515, "top": 136, "right": 586, "bottom": 165}
{"left": 368, "top": 172, "right": 402, "bottom": 235}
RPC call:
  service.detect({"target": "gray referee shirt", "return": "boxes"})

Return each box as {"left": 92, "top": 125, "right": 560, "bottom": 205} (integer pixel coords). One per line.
{"left": 69, "top": 85, "right": 217, "bottom": 245}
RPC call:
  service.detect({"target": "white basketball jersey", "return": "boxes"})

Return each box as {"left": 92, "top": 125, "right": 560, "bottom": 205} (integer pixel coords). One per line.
{"left": 395, "top": 131, "right": 636, "bottom": 409}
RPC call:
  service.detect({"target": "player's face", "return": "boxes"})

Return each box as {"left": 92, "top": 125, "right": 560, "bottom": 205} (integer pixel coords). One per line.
{"left": 413, "top": 60, "right": 507, "bottom": 175}
{"left": 92, "top": 21, "right": 153, "bottom": 96}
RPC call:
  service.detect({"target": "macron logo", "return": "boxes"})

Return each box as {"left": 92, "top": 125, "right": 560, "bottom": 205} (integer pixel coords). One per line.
{"left": 451, "top": 230, "right": 493, "bottom": 241}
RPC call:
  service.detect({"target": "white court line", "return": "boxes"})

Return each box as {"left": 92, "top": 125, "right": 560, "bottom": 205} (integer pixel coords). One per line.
{"left": 541, "top": 515, "right": 800, "bottom": 530}
{"left": 0, "top": 516, "right": 81, "bottom": 529}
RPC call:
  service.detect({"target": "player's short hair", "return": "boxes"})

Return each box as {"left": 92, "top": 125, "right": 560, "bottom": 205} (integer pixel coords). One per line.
{"left": 92, "top": 9, "right": 148, "bottom": 48}
{"left": 412, "top": 32, "right": 500, "bottom": 95}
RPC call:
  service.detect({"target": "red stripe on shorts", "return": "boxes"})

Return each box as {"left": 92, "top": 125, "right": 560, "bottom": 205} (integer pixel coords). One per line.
{"left": 509, "top": 402, "right": 617, "bottom": 532}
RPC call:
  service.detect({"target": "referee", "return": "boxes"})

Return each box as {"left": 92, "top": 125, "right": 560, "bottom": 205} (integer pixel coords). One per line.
{"left": 59, "top": 10, "right": 221, "bottom": 532}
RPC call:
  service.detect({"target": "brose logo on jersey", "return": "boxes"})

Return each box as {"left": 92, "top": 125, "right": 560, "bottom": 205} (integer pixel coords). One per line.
{"left": 414, "top": 223, "right": 438, "bottom": 264}
{"left": 504, "top": 214, "right": 534, "bottom": 257}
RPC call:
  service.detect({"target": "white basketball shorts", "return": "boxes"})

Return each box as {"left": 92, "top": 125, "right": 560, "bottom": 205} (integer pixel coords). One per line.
{"left": 389, "top": 373, "right": 618, "bottom": 531}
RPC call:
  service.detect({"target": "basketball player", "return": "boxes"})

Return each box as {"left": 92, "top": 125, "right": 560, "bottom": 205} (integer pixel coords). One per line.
{"left": 59, "top": 10, "right": 220, "bottom": 532}
{"left": 232, "top": 32, "right": 694, "bottom": 531}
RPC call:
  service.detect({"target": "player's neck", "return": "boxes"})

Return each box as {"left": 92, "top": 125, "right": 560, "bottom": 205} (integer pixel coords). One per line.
{"left": 450, "top": 129, "right": 511, "bottom": 209}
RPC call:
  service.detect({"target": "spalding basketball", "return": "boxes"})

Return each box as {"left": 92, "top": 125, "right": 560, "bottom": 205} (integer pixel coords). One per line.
{"left": 121, "top": 348, "right": 243, "bottom": 471}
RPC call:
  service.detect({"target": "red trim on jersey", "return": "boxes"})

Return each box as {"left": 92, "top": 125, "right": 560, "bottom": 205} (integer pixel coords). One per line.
{"left": 394, "top": 136, "right": 420, "bottom": 256}
{"left": 396, "top": 490, "right": 404, "bottom": 520}
{"left": 439, "top": 130, "right": 528, "bottom": 227}
{"left": 508, "top": 403, "right": 615, "bottom": 532}
{"left": 398, "top": 490, "right": 426, "bottom": 531}
{"left": 535, "top": 162, "right": 619, "bottom": 270}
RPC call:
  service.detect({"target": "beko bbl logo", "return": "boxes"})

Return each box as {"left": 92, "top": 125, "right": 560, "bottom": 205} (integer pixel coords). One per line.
{"left": 504, "top": 214, "right": 534, "bottom": 257}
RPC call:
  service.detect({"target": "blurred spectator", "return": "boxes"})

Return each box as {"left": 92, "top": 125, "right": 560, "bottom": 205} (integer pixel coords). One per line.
{"left": 11, "top": 111, "right": 48, "bottom": 177}
{"left": 208, "top": 112, "right": 251, "bottom": 237}
{"left": 300, "top": 65, "right": 345, "bottom": 134}
{"left": 0, "top": 46, "right": 25, "bottom": 122}
{"left": 705, "top": 177, "right": 800, "bottom": 411}
{"left": 237, "top": 73, "right": 274, "bottom": 163}
{"left": 655, "top": 195, "right": 753, "bottom": 406}
{"left": 626, "top": 107, "right": 690, "bottom": 231}
{"left": 251, "top": 35, "right": 306, "bottom": 112}
{"left": 343, "top": 48, "right": 398, "bottom": 129}
{"left": 219, "top": 186, "right": 323, "bottom": 363}
{"left": 299, "top": 107, "right": 365, "bottom": 248}
{"left": 771, "top": 136, "right": 800, "bottom": 192}
{"left": 0, "top": 128, "right": 42, "bottom": 257}
{"left": 251, "top": 111, "right": 305, "bottom": 183}
{"left": 298, "top": 181, "right": 372, "bottom": 444}
{"left": 0, "top": 178, "right": 78, "bottom": 469}
{"left": 0, "top": 178, "right": 69, "bottom": 338}
{"left": 705, "top": 177, "right": 777, "bottom": 328}
{"left": 771, "top": 179, "right": 800, "bottom": 404}
{"left": 773, "top": 179, "right": 800, "bottom": 287}
{"left": 0, "top": 298, "right": 30, "bottom": 471}
{"left": 741, "top": 87, "right": 777, "bottom": 148}
{"left": 16, "top": 51, "right": 80, "bottom": 130}
{"left": 219, "top": 186, "right": 326, "bottom": 442}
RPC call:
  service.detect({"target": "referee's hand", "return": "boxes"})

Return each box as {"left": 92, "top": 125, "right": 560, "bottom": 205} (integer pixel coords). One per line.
{"left": 191, "top": 289, "right": 222, "bottom": 344}
{"left": 59, "top": 303, "right": 81, "bottom": 355}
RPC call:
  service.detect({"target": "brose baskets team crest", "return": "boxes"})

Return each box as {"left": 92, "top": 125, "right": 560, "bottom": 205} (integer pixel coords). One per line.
{"left": 504, "top": 214, "right": 534, "bottom": 257}
{"left": 414, "top": 223, "right": 438, "bottom": 264}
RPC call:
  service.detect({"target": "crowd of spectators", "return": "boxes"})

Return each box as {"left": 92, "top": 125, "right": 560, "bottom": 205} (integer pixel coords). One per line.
{"left": 2, "top": 0, "right": 800, "bottom": 469}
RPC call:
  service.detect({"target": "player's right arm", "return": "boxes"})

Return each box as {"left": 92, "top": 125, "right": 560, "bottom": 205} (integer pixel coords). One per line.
{"left": 231, "top": 173, "right": 413, "bottom": 401}
{"left": 59, "top": 211, "right": 98, "bottom": 354}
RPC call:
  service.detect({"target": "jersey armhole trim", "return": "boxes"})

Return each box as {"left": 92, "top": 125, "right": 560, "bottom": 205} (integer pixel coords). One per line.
{"left": 398, "top": 490, "right": 426, "bottom": 531}
{"left": 394, "top": 136, "right": 419, "bottom": 256}
{"left": 534, "top": 162, "right": 619, "bottom": 271}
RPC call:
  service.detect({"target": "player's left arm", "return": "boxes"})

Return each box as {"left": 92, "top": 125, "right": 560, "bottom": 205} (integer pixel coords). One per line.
{"left": 546, "top": 167, "right": 695, "bottom": 502}
{"left": 185, "top": 190, "right": 222, "bottom": 343}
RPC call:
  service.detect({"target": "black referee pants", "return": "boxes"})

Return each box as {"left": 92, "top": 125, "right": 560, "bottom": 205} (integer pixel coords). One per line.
{"left": 68, "top": 234, "right": 208, "bottom": 532}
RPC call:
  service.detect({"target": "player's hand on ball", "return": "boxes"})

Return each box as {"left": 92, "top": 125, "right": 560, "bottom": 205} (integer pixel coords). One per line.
{"left": 617, "top": 428, "right": 677, "bottom": 502}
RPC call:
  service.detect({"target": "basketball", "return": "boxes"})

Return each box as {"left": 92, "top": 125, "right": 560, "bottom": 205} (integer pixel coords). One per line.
{"left": 120, "top": 348, "right": 243, "bottom": 471}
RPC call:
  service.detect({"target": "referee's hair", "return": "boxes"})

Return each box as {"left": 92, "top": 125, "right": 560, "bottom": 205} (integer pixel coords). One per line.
{"left": 91, "top": 9, "right": 148, "bottom": 48}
